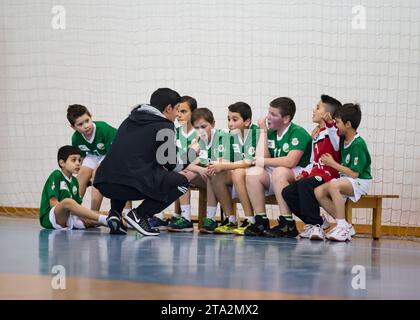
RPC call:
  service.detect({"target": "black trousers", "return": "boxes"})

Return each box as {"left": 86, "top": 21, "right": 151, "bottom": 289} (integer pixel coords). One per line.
{"left": 96, "top": 172, "right": 188, "bottom": 218}
{"left": 282, "top": 176, "right": 325, "bottom": 225}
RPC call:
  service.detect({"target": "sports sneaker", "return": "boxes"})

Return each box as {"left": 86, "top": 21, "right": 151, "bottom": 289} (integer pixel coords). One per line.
{"left": 348, "top": 224, "right": 356, "bottom": 236}
{"left": 309, "top": 224, "right": 325, "bottom": 241}
{"left": 263, "top": 216, "right": 298, "bottom": 238}
{"left": 321, "top": 214, "right": 331, "bottom": 230}
{"left": 199, "top": 217, "right": 218, "bottom": 234}
{"left": 244, "top": 215, "right": 270, "bottom": 236}
{"left": 214, "top": 219, "right": 237, "bottom": 234}
{"left": 149, "top": 215, "right": 169, "bottom": 231}
{"left": 124, "top": 209, "right": 160, "bottom": 236}
{"left": 299, "top": 224, "right": 314, "bottom": 239}
{"left": 326, "top": 225, "right": 353, "bottom": 242}
{"left": 283, "top": 216, "right": 299, "bottom": 238}
{"left": 233, "top": 219, "right": 251, "bottom": 236}
{"left": 168, "top": 216, "right": 194, "bottom": 232}
{"left": 170, "top": 215, "right": 181, "bottom": 224}
{"left": 107, "top": 210, "right": 127, "bottom": 235}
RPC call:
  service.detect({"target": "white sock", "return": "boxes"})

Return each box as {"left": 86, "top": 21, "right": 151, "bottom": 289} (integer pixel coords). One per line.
{"left": 154, "top": 212, "right": 165, "bottom": 220}
{"left": 180, "top": 205, "right": 191, "bottom": 221}
{"left": 336, "top": 219, "right": 349, "bottom": 228}
{"left": 247, "top": 216, "right": 256, "bottom": 224}
{"left": 228, "top": 215, "right": 237, "bottom": 223}
{"left": 207, "top": 206, "right": 217, "bottom": 220}
{"left": 98, "top": 215, "right": 107, "bottom": 226}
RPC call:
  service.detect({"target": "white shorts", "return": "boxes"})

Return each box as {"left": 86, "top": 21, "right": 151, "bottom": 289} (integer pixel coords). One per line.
{"left": 265, "top": 166, "right": 304, "bottom": 196}
{"left": 82, "top": 154, "right": 105, "bottom": 170}
{"left": 332, "top": 177, "right": 372, "bottom": 202}
{"left": 48, "top": 206, "right": 86, "bottom": 230}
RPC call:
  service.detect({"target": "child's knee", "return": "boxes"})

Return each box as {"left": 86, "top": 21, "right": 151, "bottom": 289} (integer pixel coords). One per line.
{"left": 272, "top": 167, "right": 289, "bottom": 183}
{"left": 327, "top": 181, "right": 340, "bottom": 193}
{"left": 231, "top": 168, "right": 245, "bottom": 182}
{"left": 314, "top": 186, "right": 326, "bottom": 199}
{"left": 245, "top": 172, "right": 258, "bottom": 186}
{"left": 61, "top": 198, "right": 77, "bottom": 209}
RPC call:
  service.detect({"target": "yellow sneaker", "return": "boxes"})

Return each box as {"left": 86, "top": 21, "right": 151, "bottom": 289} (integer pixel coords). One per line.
{"left": 233, "top": 219, "right": 252, "bottom": 236}
{"left": 214, "top": 220, "right": 237, "bottom": 234}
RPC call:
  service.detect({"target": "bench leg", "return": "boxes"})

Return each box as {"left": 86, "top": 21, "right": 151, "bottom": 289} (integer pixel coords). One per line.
{"left": 198, "top": 189, "right": 207, "bottom": 230}
{"left": 372, "top": 199, "right": 382, "bottom": 240}
{"left": 174, "top": 199, "right": 181, "bottom": 215}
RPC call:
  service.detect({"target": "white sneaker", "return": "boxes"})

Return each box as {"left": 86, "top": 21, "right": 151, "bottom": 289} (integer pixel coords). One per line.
{"left": 309, "top": 225, "right": 325, "bottom": 241}
{"left": 321, "top": 214, "right": 330, "bottom": 230}
{"left": 299, "top": 224, "right": 314, "bottom": 238}
{"left": 348, "top": 224, "right": 356, "bottom": 237}
{"left": 326, "top": 225, "right": 352, "bottom": 242}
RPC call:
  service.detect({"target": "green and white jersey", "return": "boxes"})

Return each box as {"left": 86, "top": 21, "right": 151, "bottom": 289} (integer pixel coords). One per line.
{"left": 267, "top": 122, "right": 312, "bottom": 168}
{"left": 71, "top": 121, "right": 117, "bottom": 157}
{"left": 39, "top": 169, "right": 82, "bottom": 228}
{"left": 341, "top": 134, "right": 372, "bottom": 179}
{"left": 197, "top": 129, "right": 230, "bottom": 167}
{"left": 176, "top": 126, "right": 197, "bottom": 157}
{"left": 226, "top": 123, "right": 260, "bottom": 162}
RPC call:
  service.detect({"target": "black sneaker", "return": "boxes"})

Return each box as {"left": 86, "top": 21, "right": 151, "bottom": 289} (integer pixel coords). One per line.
{"left": 244, "top": 215, "right": 270, "bottom": 236}
{"left": 124, "top": 209, "right": 160, "bottom": 236}
{"left": 107, "top": 210, "right": 127, "bottom": 235}
{"left": 263, "top": 216, "right": 298, "bottom": 238}
{"left": 149, "top": 216, "right": 169, "bottom": 231}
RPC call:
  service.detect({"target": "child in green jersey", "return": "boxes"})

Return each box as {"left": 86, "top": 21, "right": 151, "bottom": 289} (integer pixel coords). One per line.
{"left": 315, "top": 103, "right": 372, "bottom": 241}
{"left": 149, "top": 96, "right": 198, "bottom": 230}
{"left": 67, "top": 104, "right": 118, "bottom": 212}
{"left": 201, "top": 102, "right": 259, "bottom": 234}
{"left": 245, "top": 97, "right": 312, "bottom": 237}
{"left": 39, "top": 146, "right": 108, "bottom": 230}
{"left": 168, "top": 107, "right": 227, "bottom": 233}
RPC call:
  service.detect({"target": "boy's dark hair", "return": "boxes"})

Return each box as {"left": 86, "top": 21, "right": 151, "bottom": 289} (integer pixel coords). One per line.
{"left": 67, "top": 104, "right": 91, "bottom": 126}
{"left": 150, "top": 88, "right": 181, "bottom": 113}
{"left": 191, "top": 108, "right": 215, "bottom": 125}
{"left": 57, "top": 145, "right": 81, "bottom": 168}
{"left": 321, "top": 94, "right": 342, "bottom": 117}
{"left": 335, "top": 103, "right": 362, "bottom": 130}
{"left": 180, "top": 96, "right": 198, "bottom": 113}
{"left": 270, "top": 97, "right": 296, "bottom": 121}
{"left": 228, "top": 102, "right": 252, "bottom": 121}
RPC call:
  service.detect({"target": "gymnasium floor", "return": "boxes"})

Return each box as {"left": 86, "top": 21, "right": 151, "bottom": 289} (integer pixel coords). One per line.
{"left": 1, "top": 216, "right": 419, "bottom": 299}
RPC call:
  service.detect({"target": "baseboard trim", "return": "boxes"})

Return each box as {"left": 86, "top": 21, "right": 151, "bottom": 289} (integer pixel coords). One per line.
{"left": 1, "top": 206, "right": 419, "bottom": 237}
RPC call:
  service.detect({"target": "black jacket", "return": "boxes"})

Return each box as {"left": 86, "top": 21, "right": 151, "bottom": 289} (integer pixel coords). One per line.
{"left": 94, "top": 105, "right": 188, "bottom": 202}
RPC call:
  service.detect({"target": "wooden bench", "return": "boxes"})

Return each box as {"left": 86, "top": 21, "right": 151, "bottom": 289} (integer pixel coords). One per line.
{"left": 175, "top": 186, "right": 208, "bottom": 229}
{"left": 344, "top": 194, "right": 399, "bottom": 240}
{"left": 195, "top": 191, "right": 399, "bottom": 239}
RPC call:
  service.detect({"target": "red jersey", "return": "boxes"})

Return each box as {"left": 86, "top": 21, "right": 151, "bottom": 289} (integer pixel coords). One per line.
{"left": 300, "top": 122, "right": 340, "bottom": 182}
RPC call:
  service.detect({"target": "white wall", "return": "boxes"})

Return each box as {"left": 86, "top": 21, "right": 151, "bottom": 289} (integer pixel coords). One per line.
{"left": 0, "top": 0, "right": 419, "bottom": 227}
